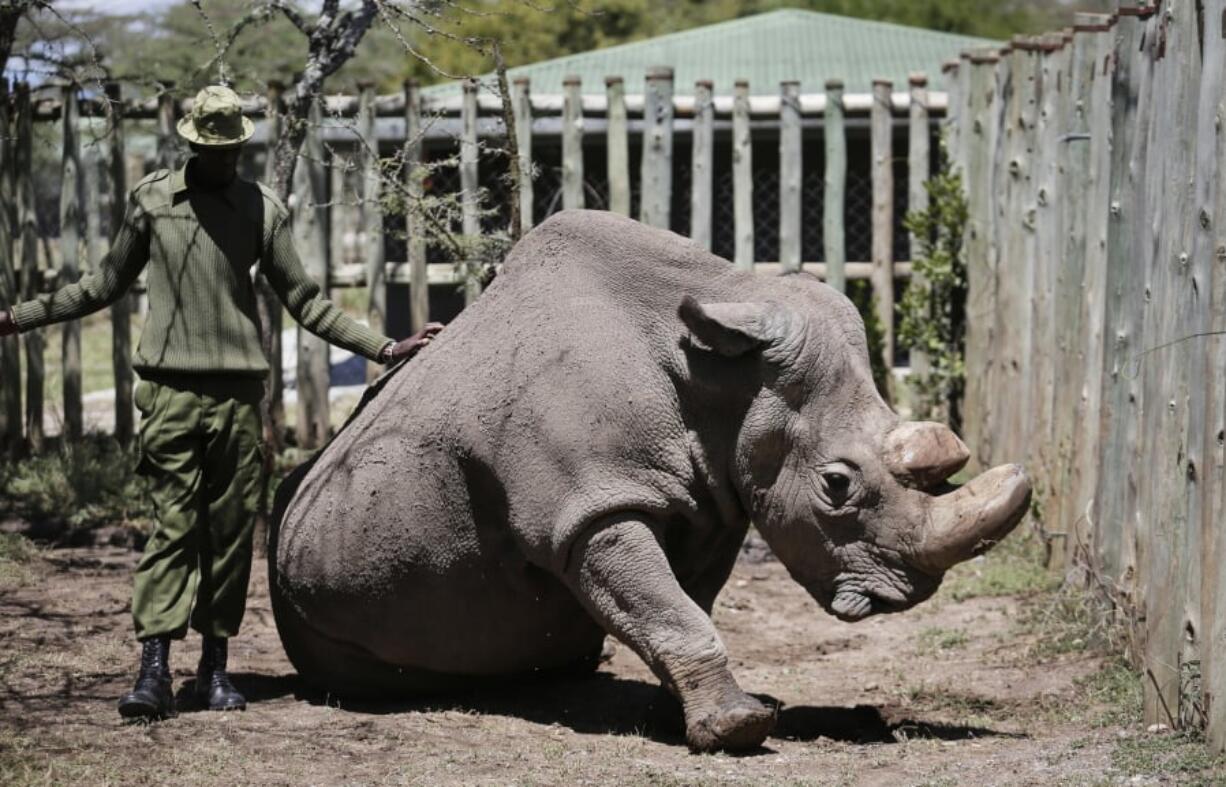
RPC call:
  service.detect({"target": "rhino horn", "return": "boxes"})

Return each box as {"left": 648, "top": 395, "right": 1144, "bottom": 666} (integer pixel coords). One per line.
{"left": 912, "top": 464, "right": 1032, "bottom": 574}
{"left": 883, "top": 421, "right": 970, "bottom": 489}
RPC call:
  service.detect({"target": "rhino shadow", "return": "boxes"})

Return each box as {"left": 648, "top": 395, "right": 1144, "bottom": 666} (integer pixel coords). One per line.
{"left": 774, "top": 704, "right": 1027, "bottom": 744}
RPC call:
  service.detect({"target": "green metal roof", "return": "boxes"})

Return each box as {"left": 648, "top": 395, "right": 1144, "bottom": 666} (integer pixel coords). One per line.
{"left": 427, "top": 9, "right": 996, "bottom": 97}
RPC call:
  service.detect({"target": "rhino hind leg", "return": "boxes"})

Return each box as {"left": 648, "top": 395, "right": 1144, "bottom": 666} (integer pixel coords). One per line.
{"left": 565, "top": 514, "right": 775, "bottom": 752}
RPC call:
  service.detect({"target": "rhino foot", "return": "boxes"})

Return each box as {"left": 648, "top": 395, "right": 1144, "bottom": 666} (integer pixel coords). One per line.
{"left": 685, "top": 693, "right": 775, "bottom": 752}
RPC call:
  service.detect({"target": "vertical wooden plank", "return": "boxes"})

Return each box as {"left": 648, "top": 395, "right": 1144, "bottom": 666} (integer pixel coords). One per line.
{"left": 328, "top": 148, "right": 348, "bottom": 272}
{"left": 1068, "top": 21, "right": 1115, "bottom": 573}
{"left": 1047, "top": 25, "right": 1096, "bottom": 561}
{"left": 562, "top": 76, "right": 584, "bottom": 210}
{"left": 640, "top": 66, "right": 674, "bottom": 230}
{"left": 0, "top": 79, "right": 20, "bottom": 450}
{"left": 1095, "top": 4, "right": 1153, "bottom": 620}
{"left": 871, "top": 79, "right": 896, "bottom": 381}
{"left": 690, "top": 80, "right": 714, "bottom": 250}
{"left": 155, "top": 84, "right": 183, "bottom": 171}
{"left": 1205, "top": 0, "right": 1226, "bottom": 749}
{"left": 824, "top": 79, "right": 847, "bottom": 292}
{"left": 461, "top": 78, "right": 481, "bottom": 305}
{"left": 105, "top": 82, "right": 133, "bottom": 446}
{"left": 994, "top": 44, "right": 1038, "bottom": 470}
{"left": 907, "top": 73, "right": 931, "bottom": 380}
{"left": 358, "top": 82, "right": 386, "bottom": 380}
{"left": 605, "top": 77, "right": 630, "bottom": 218}
{"left": 405, "top": 80, "right": 429, "bottom": 333}
{"left": 962, "top": 51, "right": 1002, "bottom": 469}
{"left": 15, "top": 82, "right": 42, "bottom": 451}
{"left": 59, "top": 86, "right": 84, "bottom": 441}
{"left": 513, "top": 77, "right": 535, "bottom": 231}
{"left": 778, "top": 81, "right": 802, "bottom": 273}
{"left": 1182, "top": 0, "right": 1224, "bottom": 734}
{"left": 732, "top": 80, "right": 754, "bottom": 270}
{"left": 294, "top": 98, "right": 331, "bottom": 450}
{"left": 1136, "top": 2, "right": 1199, "bottom": 728}
{"left": 257, "top": 81, "right": 286, "bottom": 442}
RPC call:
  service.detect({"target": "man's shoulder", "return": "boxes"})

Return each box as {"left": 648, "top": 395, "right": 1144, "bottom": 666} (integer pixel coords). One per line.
{"left": 130, "top": 169, "right": 173, "bottom": 204}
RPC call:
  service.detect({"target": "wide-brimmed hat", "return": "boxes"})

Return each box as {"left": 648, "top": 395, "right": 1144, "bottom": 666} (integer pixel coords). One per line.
{"left": 176, "top": 85, "right": 255, "bottom": 148}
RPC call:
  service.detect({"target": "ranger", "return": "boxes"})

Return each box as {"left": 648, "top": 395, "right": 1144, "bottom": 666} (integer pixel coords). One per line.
{"left": 0, "top": 85, "right": 442, "bottom": 720}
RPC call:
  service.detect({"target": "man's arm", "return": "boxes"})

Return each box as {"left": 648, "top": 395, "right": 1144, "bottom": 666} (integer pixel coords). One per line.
{"left": 263, "top": 212, "right": 441, "bottom": 363}
{"left": 5, "top": 194, "right": 150, "bottom": 333}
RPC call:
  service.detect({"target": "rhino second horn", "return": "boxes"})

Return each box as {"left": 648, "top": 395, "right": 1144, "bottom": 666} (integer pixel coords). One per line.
{"left": 883, "top": 421, "right": 971, "bottom": 489}
{"left": 914, "top": 464, "right": 1032, "bottom": 574}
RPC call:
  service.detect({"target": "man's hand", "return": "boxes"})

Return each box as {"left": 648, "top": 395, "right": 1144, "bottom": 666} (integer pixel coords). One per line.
{"left": 383, "top": 322, "right": 444, "bottom": 363}
{"left": 0, "top": 309, "right": 17, "bottom": 338}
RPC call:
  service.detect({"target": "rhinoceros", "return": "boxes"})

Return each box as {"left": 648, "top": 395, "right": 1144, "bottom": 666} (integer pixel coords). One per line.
{"left": 268, "top": 210, "right": 1031, "bottom": 751}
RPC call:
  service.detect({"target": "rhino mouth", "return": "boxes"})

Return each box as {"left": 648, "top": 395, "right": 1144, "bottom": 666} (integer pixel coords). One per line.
{"left": 829, "top": 587, "right": 909, "bottom": 622}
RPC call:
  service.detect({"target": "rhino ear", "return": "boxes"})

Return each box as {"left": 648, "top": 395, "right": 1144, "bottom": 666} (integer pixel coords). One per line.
{"left": 678, "top": 295, "right": 792, "bottom": 358}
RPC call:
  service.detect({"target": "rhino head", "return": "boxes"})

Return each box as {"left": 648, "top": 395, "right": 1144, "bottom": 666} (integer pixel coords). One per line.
{"left": 679, "top": 293, "right": 1031, "bottom": 622}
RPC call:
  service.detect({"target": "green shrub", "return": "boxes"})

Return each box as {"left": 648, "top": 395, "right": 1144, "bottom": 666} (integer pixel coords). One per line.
{"left": 0, "top": 435, "right": 153, "bottom": 532}
{"left": 898, "top": 148, "right": 969, "bottom": 432}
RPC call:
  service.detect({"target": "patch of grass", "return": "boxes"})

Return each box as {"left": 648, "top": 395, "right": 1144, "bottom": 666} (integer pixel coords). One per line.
{"left": 1077, "top": 659, "right": 1143, "bottom": 728}
{"left": 1017, "top": 583, "right": 1130, "bottom": 662}
{"left": 0, "top": 435, "right": 153, "bottom": 535}
{"left": 1111, "top": 731, "right": 1226, "bottom": 785}
{"left": 939, "top": 526, "right": 1058, "bottom": 602}
{"left": 0, "top": 533, "right": 40, "bottom": 589}
{"left": 916, "top": 626, "right": 969, "bottom": 653}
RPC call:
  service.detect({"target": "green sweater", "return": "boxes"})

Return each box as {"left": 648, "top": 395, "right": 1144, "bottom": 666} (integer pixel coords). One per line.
{"left": 12, "top": 164, "right": 391, "bottom": 376}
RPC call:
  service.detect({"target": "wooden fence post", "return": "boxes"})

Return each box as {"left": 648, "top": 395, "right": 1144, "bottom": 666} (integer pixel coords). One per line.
{"left": 15, "top": 82, "right": 41, "bottom": 451}
{"left": 732, "top": 79, "right": 753, "bottom": 270}
{"left": 60, "top": 85, "right": 84, "bottom": 442}
{"left": 640, "top": 66, "right": 674, "bottom": 230}
{"left": 562, "top": 76, "right": 584, "bottom": 210}
{"left": 405, "top": 79, "right": 429, "bottom": 333}
{"left": 1068, "top": 21, "right": 1115, "bottom": 570}
{"left": 156, "top": 83, "right": 182, "bottom": 172}
{"left": 691, "top": 80, "right": 714, "bottom": 250}
{"left": 779, "top": 80, "right": 802, "bottom": 273}
{"left": 0, "top": 79, "right": 20, "bottom": 450}
{"left": 358, "top": 82, "right": 386, "bottom": 380}
{"left": 256, "top": 81, "right": 286, "bottom": 443}
{"left": 907, "top": 73, "right": 930, "bottom": 381}
{"left": 295, "top": 98, "right": 331, "bottom": 450}
{"left": 824, "top": 79, "right": 847, "bottom": 292}
{"left": 1201, "top": 0, "right": 1226, "bottom": 751}
{"left": 1134, "top": 4, "right": 1197, "bottom": 727}
{"left": 961, "top": 51, "right": 1002, "bottom": 468}
{"left": 993, "top": 43, "right": 1038, "bottom": 469}
{"left": 513, "top": 77, "right": 535, "bottom": 231}
{"left": 461, "top": 78, "right": 481, "bottom": 305}
{"left": 1094, "top": 4, "right": 1152, "bottom": 620}
{"left": 605, "top": 77, "right": 629, "bottom": 217}
{"left": 870, "top": 78, "right": 896, "bottom": 382}
{"left": 106, "top": 82, "right": 134, "bottom": 447}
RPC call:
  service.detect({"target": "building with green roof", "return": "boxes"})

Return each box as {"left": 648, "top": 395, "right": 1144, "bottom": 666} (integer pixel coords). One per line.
{"left": 426, "top": 9, "right": 994, "bottom": 97}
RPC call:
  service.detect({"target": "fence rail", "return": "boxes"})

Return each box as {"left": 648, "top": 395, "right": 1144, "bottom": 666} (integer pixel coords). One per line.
{"left": 947, "top": 2, "right": 1226, "bottom": 749}
{"left": 0, "top": 68, "right": 941, "bottom": 453}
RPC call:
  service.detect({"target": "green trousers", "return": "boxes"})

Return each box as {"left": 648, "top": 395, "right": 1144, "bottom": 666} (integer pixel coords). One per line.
{"left": 131, "top": 373, "right": 264, "bottom": 640}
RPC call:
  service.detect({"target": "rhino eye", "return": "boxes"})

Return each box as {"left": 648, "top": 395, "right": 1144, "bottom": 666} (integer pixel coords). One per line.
{"left": 819, "top": 466, "right": 857, "bottom": 506}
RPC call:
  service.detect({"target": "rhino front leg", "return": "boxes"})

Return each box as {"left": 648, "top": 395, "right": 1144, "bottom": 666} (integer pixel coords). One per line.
{"left": 565, "top": 514, "right": 774, "bottom": 751}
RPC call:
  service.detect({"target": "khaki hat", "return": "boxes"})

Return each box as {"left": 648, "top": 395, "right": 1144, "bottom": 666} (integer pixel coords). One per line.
{"left": 176, "top": 85, "right": 255, "bottom": 147}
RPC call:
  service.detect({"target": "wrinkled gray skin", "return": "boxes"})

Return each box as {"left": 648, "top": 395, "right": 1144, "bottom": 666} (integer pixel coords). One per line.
{"left": 269, "top": 210, "right": 1031, "bottom": 752}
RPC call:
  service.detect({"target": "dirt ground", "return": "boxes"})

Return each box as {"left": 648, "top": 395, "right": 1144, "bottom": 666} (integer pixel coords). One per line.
{"left": 1, "top": 539, "right": 1221, "bottom": 786}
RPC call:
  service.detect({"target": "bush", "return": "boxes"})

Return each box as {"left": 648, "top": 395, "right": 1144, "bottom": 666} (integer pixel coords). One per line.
{"left": 0, "top": 435, "right": 153, "bottom": 534}
{"left": 898, "top": 149, "right": 969, "bottom": 432}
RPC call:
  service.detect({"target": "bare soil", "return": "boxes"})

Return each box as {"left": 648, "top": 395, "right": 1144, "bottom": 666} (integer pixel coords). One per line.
{"left": 0, "top": 545, "right": 1212, "bottom": 786}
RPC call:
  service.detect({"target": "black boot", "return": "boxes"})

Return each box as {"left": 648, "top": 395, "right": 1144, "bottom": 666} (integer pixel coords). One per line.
{"left": 195, "top": 636, "right": 246, "bottom": 711}
{"left": 117, "top": 636, "right": 174, "bottom": 720}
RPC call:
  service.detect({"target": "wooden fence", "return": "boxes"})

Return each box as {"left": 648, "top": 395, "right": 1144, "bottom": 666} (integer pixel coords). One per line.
{"left": 0, "top": 68, "right": 945, "bottom": 452}
{"left": 946, "top": 2, "right": 1226, "bottom": 748}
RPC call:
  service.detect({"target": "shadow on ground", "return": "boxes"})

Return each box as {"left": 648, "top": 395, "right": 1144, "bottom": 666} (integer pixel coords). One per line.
{"left": 228, "top": 669, "right": 1027, "bottom": 749}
